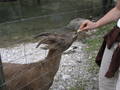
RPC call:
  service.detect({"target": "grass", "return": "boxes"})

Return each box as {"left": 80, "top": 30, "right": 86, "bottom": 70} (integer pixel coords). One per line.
{"left": 84, "top": 23, "right": 115, "bottom": 52}
{"left": 84, "top": 23, "right": 116, "bottom": 74}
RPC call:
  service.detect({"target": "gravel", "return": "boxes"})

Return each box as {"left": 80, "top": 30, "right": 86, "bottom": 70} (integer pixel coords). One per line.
{"left": 0, "top": 41, "right": 98, "bottom": 90}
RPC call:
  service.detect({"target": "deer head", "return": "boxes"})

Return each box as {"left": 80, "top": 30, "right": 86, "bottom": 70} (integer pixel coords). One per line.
{"left": 34, "top": 32, "right": 77, "bottom": 52}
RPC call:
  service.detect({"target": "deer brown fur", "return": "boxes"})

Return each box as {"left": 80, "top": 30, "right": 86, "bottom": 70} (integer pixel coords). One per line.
{"left": 2, "top": 32, "right": 77, "bottom": 90}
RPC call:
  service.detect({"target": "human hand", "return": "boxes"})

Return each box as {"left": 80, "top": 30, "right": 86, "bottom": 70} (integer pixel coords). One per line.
{"left": 79, "top": 20, "right": 98, "bottom": 31}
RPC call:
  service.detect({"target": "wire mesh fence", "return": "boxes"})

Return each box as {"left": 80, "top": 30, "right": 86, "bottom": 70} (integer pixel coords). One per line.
{"left": 0, "top": 0, "right": 115, "bottom": 90}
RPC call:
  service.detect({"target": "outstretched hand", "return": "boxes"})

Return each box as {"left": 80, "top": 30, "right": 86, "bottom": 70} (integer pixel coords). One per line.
{"left": 80, "top": 20, "right": 98, "bottom": 31}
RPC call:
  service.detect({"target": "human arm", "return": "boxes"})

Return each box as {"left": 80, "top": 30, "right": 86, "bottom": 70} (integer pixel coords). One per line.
{"left": 80, "top": 0, "right": 120, "bottom": 30}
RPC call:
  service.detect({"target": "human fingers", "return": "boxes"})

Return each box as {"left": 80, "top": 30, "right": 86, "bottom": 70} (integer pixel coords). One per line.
{"left": 80, "top": 20, "right": 90, "bottom": 30}
{"left": 77, "top": 25, "right": 89, "bottom": 33}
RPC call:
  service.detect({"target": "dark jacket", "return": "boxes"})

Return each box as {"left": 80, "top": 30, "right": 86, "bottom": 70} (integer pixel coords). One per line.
{"left": 96, "top": 26, "right": 120, "bottom": 78}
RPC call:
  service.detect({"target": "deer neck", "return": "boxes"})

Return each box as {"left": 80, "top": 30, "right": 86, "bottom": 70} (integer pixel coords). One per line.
{"left": 36, "top": 49, "right": 62, "bottom": 76}
{"left": 45, "top": 49, "right": 62, "bottom": 73}
{"left": 46, "top": 49, "right": 62, "bottom": 59}
{"left": 46, "top": 49, "right": 62, "bottom": 65}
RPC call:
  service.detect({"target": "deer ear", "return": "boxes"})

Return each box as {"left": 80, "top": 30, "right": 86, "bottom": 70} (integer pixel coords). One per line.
{"left": 36, "top": 38, "right": 57, "bottom": 48}
{"left": 34, "top": 32, "right": 56, "bottom": 39}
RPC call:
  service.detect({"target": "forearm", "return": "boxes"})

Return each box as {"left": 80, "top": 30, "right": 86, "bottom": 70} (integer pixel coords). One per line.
{"left": 95, "top": 7, "right": 120, "bottom": 28}
{"left": 80, "top": 0, "right": 120, "bottom": 30}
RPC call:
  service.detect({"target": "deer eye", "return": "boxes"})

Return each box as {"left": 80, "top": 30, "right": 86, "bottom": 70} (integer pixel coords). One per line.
{"left": 49, "top": 40, "right": 56, "bottom": 44}
{"left": 61, "top": 38, "right": 65, "bottom": 41}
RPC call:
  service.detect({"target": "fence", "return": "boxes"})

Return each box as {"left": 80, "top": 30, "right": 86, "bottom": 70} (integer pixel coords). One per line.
{"left": 0, "top": 55, "right": 7, "bottom": 90}
{"left": 0, "top": 0, "right": 115, "bottom": 90}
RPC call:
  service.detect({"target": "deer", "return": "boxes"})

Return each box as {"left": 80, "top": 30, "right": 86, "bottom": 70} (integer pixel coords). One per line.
{"left": 2, "top": 32, "right": 78, "bottom": 90}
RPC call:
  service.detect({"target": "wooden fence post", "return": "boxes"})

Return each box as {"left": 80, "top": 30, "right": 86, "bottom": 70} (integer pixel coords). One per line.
{"left": 0, "top": 55, "right": 7, "bottom": 90}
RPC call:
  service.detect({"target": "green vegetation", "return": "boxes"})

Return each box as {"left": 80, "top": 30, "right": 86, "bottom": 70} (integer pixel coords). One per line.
{"left": 84, "top": 23, "right": 115, "bottom": 60}
{"left": 85, "top": 23, "right": 115, "bottom": 52}
{"left": 85, "top": 23, "right": 116, "bottom": 75}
